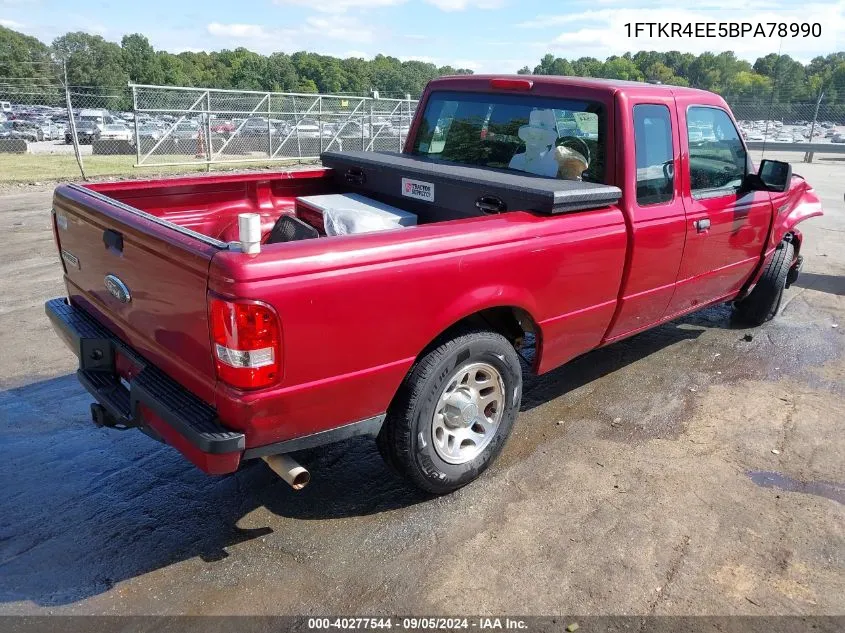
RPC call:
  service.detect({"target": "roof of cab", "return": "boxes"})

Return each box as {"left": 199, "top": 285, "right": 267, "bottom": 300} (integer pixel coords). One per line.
{"left": 428, "top": 74, "right": 718, "bottom": 99}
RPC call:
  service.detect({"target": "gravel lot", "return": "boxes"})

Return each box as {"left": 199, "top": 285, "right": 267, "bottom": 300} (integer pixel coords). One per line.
{"left": 0, "top": 154, "right": 842, "bottom": 616}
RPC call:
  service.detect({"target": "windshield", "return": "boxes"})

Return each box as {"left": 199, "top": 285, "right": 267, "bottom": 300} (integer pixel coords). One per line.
{"left": 411, "top": 90, "right": 606, "bottom": 183}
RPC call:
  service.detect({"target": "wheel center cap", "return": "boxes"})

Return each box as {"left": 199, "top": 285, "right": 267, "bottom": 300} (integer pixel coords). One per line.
{"left": 460, "top": 402, "right": 478, "bottom": 425}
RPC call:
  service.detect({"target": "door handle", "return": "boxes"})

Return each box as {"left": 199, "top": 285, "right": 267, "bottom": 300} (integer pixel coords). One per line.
{"left": 694, "top": 218, "right": 711, "bottom": 233}
{"left": 475, "top": 195, "right": 507, "bottom": 214}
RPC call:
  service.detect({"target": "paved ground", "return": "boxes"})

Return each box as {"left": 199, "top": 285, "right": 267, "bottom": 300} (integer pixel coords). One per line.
{"left": 27, "top": 140, "right": 92, "bottom": 155}
{"left": 0, "top": 154, "right": 842, "bottom": 616}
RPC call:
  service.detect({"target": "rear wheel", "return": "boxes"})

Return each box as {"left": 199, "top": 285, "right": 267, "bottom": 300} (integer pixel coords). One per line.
{"left": 733, "top": 239, "right": 795, "bottom": 326}
{"left": 377, "top": 329, "right": 522, "bottom": 494}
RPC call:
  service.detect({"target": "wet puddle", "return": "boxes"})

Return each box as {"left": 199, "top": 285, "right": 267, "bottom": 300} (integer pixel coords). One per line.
{"left": 747, "top": 471, "right": 845, "bottom": 505}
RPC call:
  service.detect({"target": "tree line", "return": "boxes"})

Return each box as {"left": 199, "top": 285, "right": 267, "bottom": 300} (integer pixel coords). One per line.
{"left": 1, "top": 24, "right": 844, "bottom": 111}
{"left": 521, "top": 52, "right": 845, "bottom": 104}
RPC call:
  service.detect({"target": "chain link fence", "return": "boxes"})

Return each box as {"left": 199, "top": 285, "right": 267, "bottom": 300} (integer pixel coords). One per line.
{"left": 129, "top": 84, "right": 417, "bottom": 168}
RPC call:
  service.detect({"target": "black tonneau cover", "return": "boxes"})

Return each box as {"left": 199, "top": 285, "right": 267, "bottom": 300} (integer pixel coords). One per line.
{"left": 321, "top": 151, "right": 621, "bottom": 219}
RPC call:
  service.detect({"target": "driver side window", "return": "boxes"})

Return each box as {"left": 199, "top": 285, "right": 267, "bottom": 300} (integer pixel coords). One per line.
{"left": 687, "top": 106, "right": 746, "bottom": 198}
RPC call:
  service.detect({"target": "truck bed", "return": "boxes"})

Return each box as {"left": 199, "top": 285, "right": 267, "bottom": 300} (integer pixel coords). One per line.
{"left": 53, "top": 165, "right": 628, "bottom": 452}
{"left": 84, "top": 156, "right": 621, "bottom": 244}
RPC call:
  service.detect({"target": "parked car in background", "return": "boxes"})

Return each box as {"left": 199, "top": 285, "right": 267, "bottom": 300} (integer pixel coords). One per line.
{"left": 9, "top": 120, "right": 42, "bottom": 142}
{"left": 32, "top": 118, "right": 61, "bottom": 141}
{"left": 171, "top": 121, "right": 200, "bottom": 141}
{"left": 240, "top": 117, "right": 276, "bottom": 136}
{"left": 138, "top": 124, "right": 163, "bottom": 142}
{"left": 65, "top": 120, "right": 101, "bottom": 144}
{"left": 100, "top": 124, "right": 133, "bottom": 142}
{"left": 291, "top": 118, "right": 321, "bottom": 138}
{"left": 831, "top": 133, "right": 845, "bottom": 143}
{"left": 0, "top": 121, "right": 20, "bottom": 140}
{"left": 78, "top": 108, "right": 114, "bottom": 131}
{"left": 210, "top": 119, "right": 236, "bottom": 135}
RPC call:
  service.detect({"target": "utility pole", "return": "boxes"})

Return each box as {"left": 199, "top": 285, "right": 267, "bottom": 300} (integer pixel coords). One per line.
{"left": 804, "top": 90, "right": 824, "bottom": 164}
{"left": 63, "top": 59, "right": 86, "bottom": 180}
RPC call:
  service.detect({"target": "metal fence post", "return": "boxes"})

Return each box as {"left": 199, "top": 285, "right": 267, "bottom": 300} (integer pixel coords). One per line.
{"left": 804, "top": 90, "right": 824, "bottom": 164}
{"left": 267, "top": 92, "right": 273, "bottom": 159}
{"left": 205, "top": 91, "right": 212, "bottom": 171}
{"left": 63, "top": 60, "right": 86, "bottom": 180}
{"left": 132, "top": 84, "right": 141, "bottom": 168}
{"left": 318, "top": 96, "right": 323, "bottom": 155}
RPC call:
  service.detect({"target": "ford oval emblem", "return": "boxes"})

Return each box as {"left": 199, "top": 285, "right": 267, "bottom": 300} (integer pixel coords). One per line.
{"left": 104, "top": 274, "right": 131, "bottom": 304}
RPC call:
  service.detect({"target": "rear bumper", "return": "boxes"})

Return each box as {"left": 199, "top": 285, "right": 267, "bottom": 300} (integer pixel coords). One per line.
{"left": 45, "top": 297, "right": 245, "bottom": 474}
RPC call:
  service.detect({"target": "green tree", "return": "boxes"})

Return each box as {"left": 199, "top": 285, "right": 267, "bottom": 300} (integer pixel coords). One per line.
{"left": 121, "top": 33, "right": 163, "bottom": 84}
{"left": 265, "top": 52, "right": 299, "bottom": 92}
{"left": 571, "top": 57, "right": 602, "bottom": 77}
{"left": 753, "top": 54, "right": 807, "bottom": 101}
{"left": 533, "top": 54, "right": 573, "bottom": 76}
{"left": 600, "top": 56, "right": 643, "bottom": 81}
{"left": 52, "top": 33, "right": 127, "bottom": 86}
{"left": 0, "top": 25, "right": 57, "bottom": 103}
{"left": 52, "top": 32, "right": 129, "bottom": 107}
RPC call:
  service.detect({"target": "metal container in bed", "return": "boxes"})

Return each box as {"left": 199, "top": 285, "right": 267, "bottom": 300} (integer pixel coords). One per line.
{"left": 320, "top": 150, "right": 621, "bottom": 222}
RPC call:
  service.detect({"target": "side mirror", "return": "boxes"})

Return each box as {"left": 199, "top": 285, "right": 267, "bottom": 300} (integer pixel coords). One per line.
{"left": 758, "top": 159, "right": 792, "bottom": 192}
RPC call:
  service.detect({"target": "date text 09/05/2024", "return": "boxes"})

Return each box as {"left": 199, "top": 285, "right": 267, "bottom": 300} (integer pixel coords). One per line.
{"left": 307, "top": 618, "right": 530, "bottom": 630}
{"left": 625, "top": 22, "right": 821, "bottom": 38}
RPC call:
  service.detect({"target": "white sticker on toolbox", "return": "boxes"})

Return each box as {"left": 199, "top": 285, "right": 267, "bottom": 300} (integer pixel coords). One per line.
{"left": 401, "top": 177, "right": 435, "bottom": 202}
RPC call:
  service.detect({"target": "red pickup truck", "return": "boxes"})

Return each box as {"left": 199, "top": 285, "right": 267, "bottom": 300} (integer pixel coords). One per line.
{"left": 46, "top": 75, "right": 822, "bottom": 494}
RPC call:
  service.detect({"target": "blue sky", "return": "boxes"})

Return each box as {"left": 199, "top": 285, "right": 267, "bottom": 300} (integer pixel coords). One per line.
{"left": 1, "top": 0, "right": 843, "bottom": 73}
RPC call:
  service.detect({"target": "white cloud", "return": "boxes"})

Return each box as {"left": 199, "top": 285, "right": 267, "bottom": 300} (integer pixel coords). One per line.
{"left": 305, "top": 15, "right": 374, "bottom": 43}
{"left": 207, "top": 22, "right": 272, "bottom": 39}
{"left": 0, "top": 18, "right": 22, "bottom": 28}
{"left": 424, "top": 0, "right": 503, "bottom": 11}
{"left": 205, "top": 22, "right": 302, "bottom": 53}
{"left": 206, "top": 17, "right": 375, "bottom": 52}
{"left": 402, "top": 54, "right": 437, "bottom": 63}
{"left": 451, "top": 58, "right": 483, "bottom": 70}
{"left": 273, "top": 0, "right": 406, "bottom": 13}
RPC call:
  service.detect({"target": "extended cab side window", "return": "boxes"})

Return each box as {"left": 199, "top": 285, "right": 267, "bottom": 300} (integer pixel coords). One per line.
{"left": 634, "top": 104, "right": 674, "bottom": 205}
{"left": 687, "top": 106, "right": 747, "bottom": 198}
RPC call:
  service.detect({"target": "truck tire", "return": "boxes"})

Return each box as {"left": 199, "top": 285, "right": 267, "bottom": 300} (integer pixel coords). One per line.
{"left": 733, "top": 239, "right": 795, "bottom": 326}
{"left": 377, "top": 329, "right": 522, "bottom": 494}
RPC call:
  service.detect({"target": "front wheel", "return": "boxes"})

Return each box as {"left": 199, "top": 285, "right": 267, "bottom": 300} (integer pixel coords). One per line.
{"left": 733, "top": 239, "right": 795, "bottom": 326}
{"left": 377, "top": 329, "right": 522, "bottom": 495}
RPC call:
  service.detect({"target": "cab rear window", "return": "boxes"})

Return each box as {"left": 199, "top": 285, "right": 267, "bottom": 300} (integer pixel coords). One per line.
{"left": 411, "top": 90, "right": 606, "bottom": 183}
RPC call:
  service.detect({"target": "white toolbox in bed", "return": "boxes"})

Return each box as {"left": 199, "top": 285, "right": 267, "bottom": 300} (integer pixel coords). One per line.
{"left": 295, "top": 193, "right": 417, "bottom": 236}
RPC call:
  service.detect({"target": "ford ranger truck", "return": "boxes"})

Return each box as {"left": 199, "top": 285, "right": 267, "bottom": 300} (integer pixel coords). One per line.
{"left": 46, "top": 75, "right": 823, "bottom": 494}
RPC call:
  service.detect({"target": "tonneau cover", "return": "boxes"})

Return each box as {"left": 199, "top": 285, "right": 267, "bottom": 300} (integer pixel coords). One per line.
{"left": 321, "top": 150, "right": 621, "bottom": 218}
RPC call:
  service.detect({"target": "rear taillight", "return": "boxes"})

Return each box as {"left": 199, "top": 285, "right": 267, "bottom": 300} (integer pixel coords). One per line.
{"left": 209, "top": 296, "right": 281, "bottom": 389}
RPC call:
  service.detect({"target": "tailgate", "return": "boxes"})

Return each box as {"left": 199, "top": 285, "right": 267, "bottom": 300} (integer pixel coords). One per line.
{"left": 52, "top": 184, "right": 223, "bottom": 403}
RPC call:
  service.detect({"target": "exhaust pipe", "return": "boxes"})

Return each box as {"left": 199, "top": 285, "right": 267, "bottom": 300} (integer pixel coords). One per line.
{"left": 262, "top": 454, "right": 310, "bottom": 490}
